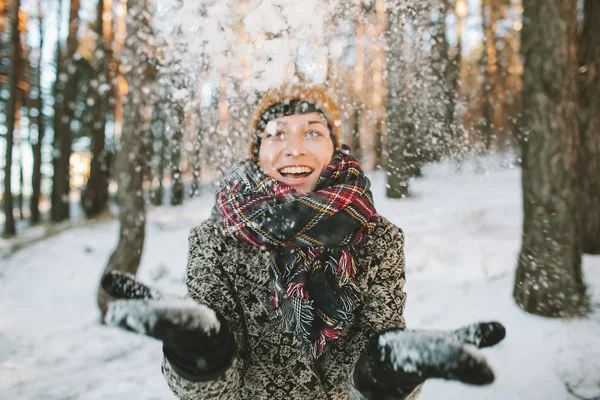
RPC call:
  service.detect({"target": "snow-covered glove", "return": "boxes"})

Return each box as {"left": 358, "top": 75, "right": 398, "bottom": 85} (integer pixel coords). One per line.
{"left": 353, "top": 322, "right": 506, "bottom": 399}
{"left": 101, "top": 271, "right": 236, "bottom": 382}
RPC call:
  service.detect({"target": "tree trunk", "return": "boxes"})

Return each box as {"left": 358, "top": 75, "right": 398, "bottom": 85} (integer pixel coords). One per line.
{"left": 30, "top": 0, "right": 44, "bottom": 224}
{"left": 150, "top": 109, "right": 165, "bottom": 206}
{"left": 51, "top": 0, "right": 80, "bottom": 222}
{"left": 97, "top": 0, "right": 152, "bottom": 318}
{"left": 169, "top": 107, "right": 184, "bottom": 206}
{"left": 18, "top": 140, "right": 24, "bottom": 220}
{"left": 429, "top": 0, "right": 452, "bottom": 159}
{"left": 3, "top": 0, "right": 21, "bottom": 237}
{"left": 480, "top": 0, "right": 495, "bottom": 150}
{"left": 81, "top": 0, "right": 110, "bottom": 218}
{"left": 448, "top": 0, "right": 465, "bottom": 139}
{"left": 385, "top": 4, "right": 410, "bottom": 198}
{"left": 386, "top": 4, "right": 427, "bottom": 198}
{"left": 579, "top": 0, "right": 600, "bottom": 254}
{"left": 190, "top": 114, "right": 203, "bottom": 198}
{"left": 374, "top": 121, "right": 383, "bottom": 170}
{"left": 352, "top": 108, "right": 362, "bottom": 162}
{"left": 51, "top": 0, "right": 64, "bottom": 222}
{"left": 151, "top": 137, "right": 165, "bottom": 206}
{"left": 514, "top": 0, "right": 587, "bottom": 317}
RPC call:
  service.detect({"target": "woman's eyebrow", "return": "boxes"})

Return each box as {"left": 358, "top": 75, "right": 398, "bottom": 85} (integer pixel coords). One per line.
{"left": 275, "top": 120, "right": 327, "bottom": 127}
{"left": 305, "top": 120, "right": 327, "bottom": 127}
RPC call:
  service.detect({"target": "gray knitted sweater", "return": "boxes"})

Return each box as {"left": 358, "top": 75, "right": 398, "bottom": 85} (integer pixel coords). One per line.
{"left": 161, "top": 215, "right": 422, "bottom": 399}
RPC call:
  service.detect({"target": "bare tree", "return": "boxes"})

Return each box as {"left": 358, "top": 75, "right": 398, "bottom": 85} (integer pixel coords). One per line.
{"left": 51, "top": 0, "right": 80, "bottom": 222}
{"left": 3, "top": 0, "right": 22, "bottom": 237}
{"left": 514, "top": 0, "right": 587, "bottom": 317}
{"left": 97, "top": 0, "right": 155, "bottom": 317}
{"left": 579, "top": 0, "right": 600, "bottom": 254}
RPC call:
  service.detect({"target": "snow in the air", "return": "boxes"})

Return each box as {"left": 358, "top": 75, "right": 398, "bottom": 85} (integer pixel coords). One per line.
{"left": 1, "top": 154, "right": 599, "bottom": 400}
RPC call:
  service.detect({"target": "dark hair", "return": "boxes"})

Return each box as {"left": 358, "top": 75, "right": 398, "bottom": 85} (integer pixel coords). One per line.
{"left": 252, "top": 100, "right": 335, "bottom": 160}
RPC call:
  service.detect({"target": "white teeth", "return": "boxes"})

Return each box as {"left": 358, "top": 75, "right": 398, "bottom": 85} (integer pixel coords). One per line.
{"left": 279, "top": 166, "right": 313, "bottom": 174}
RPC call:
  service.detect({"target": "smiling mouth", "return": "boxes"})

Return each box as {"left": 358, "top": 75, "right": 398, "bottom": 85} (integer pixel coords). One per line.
{"left": 278, "top": 166, "right": 314, "bottom": 180}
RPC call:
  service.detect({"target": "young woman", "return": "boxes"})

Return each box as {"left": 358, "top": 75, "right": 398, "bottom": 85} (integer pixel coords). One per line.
{"left": 103, "top": 84, "right": 505, "bottom": 399}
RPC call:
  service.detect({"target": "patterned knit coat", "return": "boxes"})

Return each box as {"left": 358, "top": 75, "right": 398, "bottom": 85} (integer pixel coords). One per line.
{"left": 161, "top": 215, "right": 423, "bottom": 400}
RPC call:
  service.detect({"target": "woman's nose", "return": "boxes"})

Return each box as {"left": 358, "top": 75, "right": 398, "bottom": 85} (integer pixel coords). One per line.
{"left": 283, "top": 133, "right": 306, "bottom": 157}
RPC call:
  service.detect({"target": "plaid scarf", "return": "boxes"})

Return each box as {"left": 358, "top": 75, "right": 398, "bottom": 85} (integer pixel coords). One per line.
{"left": 212, "top": 146, "right": 378, "bottom": 358}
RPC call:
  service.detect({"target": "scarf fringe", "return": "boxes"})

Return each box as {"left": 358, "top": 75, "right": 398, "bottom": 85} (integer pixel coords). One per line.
{"left": 269, "top": 246, "right": 363, "bottom": 358}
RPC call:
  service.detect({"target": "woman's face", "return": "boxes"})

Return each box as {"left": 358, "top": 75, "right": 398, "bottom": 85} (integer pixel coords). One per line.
{"left": 258, "top": 112, "right": 335, "bottom": 193}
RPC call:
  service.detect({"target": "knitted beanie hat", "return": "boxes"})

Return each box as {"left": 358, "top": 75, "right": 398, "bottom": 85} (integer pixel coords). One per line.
{"left": 249, "top": 84, "right": 343, "bottom": 160}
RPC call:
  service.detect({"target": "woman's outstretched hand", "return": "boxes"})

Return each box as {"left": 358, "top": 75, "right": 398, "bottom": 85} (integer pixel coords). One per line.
{"left": 353, "top": 322, "right": 506, "bottom": 399}
{"left": 101, "top": 271, "right": 236, "bottom": 381}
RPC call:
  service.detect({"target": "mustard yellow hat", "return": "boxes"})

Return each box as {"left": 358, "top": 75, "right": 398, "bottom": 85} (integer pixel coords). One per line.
{"left": 249, "top": 83, "right": 343, "bottom": 159}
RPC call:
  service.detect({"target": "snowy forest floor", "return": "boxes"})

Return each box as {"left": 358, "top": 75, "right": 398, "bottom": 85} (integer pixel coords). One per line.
{"left": 1, "top": 154, "right": 599, "bottom": 400}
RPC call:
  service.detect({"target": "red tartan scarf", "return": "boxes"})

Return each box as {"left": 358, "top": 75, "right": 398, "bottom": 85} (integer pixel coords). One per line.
{"left": 213, "top": 146, "right": 378, "bottom": 357}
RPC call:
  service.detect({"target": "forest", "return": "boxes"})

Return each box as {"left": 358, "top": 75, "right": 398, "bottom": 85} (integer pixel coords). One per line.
{"left": 0, "top": 0, "right": 599, "bottom": 398}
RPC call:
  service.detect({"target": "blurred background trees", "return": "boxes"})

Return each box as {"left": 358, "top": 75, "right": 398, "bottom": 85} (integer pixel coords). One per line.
{"left": 2, "top": 0, "right": 22, "bottom": 236}
{"left": 80, "top": 0, "right": 113, "bottom": 218}
{"left": 0, "top": 0, "right": 598, "bottom": 318}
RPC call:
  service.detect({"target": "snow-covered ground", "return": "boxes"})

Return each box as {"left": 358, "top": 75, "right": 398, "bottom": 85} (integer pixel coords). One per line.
{"left": 1, "top": 155, "right": 599, "bottom": 400}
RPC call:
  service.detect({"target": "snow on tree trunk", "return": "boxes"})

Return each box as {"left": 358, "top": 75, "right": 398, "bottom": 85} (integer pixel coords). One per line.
{"left": 97, "top": 0, "right": 155, "bottom": 318}
{"left": 150, "top": 105, "right": 166, "bottom": 206}
{"left": 513, "top": 0, "right": 587, "bottom": 317}
{"left": 480, "top": 0, "right": 495, "bottom": 150}
{"left": 2, "top": 0, "right": 21, "bottom": 237}
{"left": 190, "top": 106, "right": 203, "bottom": 198}
{"left": 169, "top": 106, "right": 184, "bottom": 206}
{"left": 156, "top": 37, "right": 189, "bottom": 206}
{"left": 51, "top": 0, "right": 80, "bottom": 223}
{"left": 579, "top": 0, "right": 600, "bottom": 254}
{"left": 386, "top": 3, "right": 428, "bottom": 198}
{"left": 429, "top": 0, "right": 456, "bottom": 160}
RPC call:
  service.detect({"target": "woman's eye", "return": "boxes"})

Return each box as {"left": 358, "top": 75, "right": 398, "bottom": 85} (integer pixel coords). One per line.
{"left": 306, "top": 130, "right": 323, "bottom": 138}
{"left": 267, "top": 131, "right": 285, "bottom": 140}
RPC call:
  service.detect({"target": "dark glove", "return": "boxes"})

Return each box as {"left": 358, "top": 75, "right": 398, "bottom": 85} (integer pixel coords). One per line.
{"left": 353, "top": 322, "right": 506, "bottom": 399}
{"left": 101, "top": 271, "right": 236, "bottom": 382}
